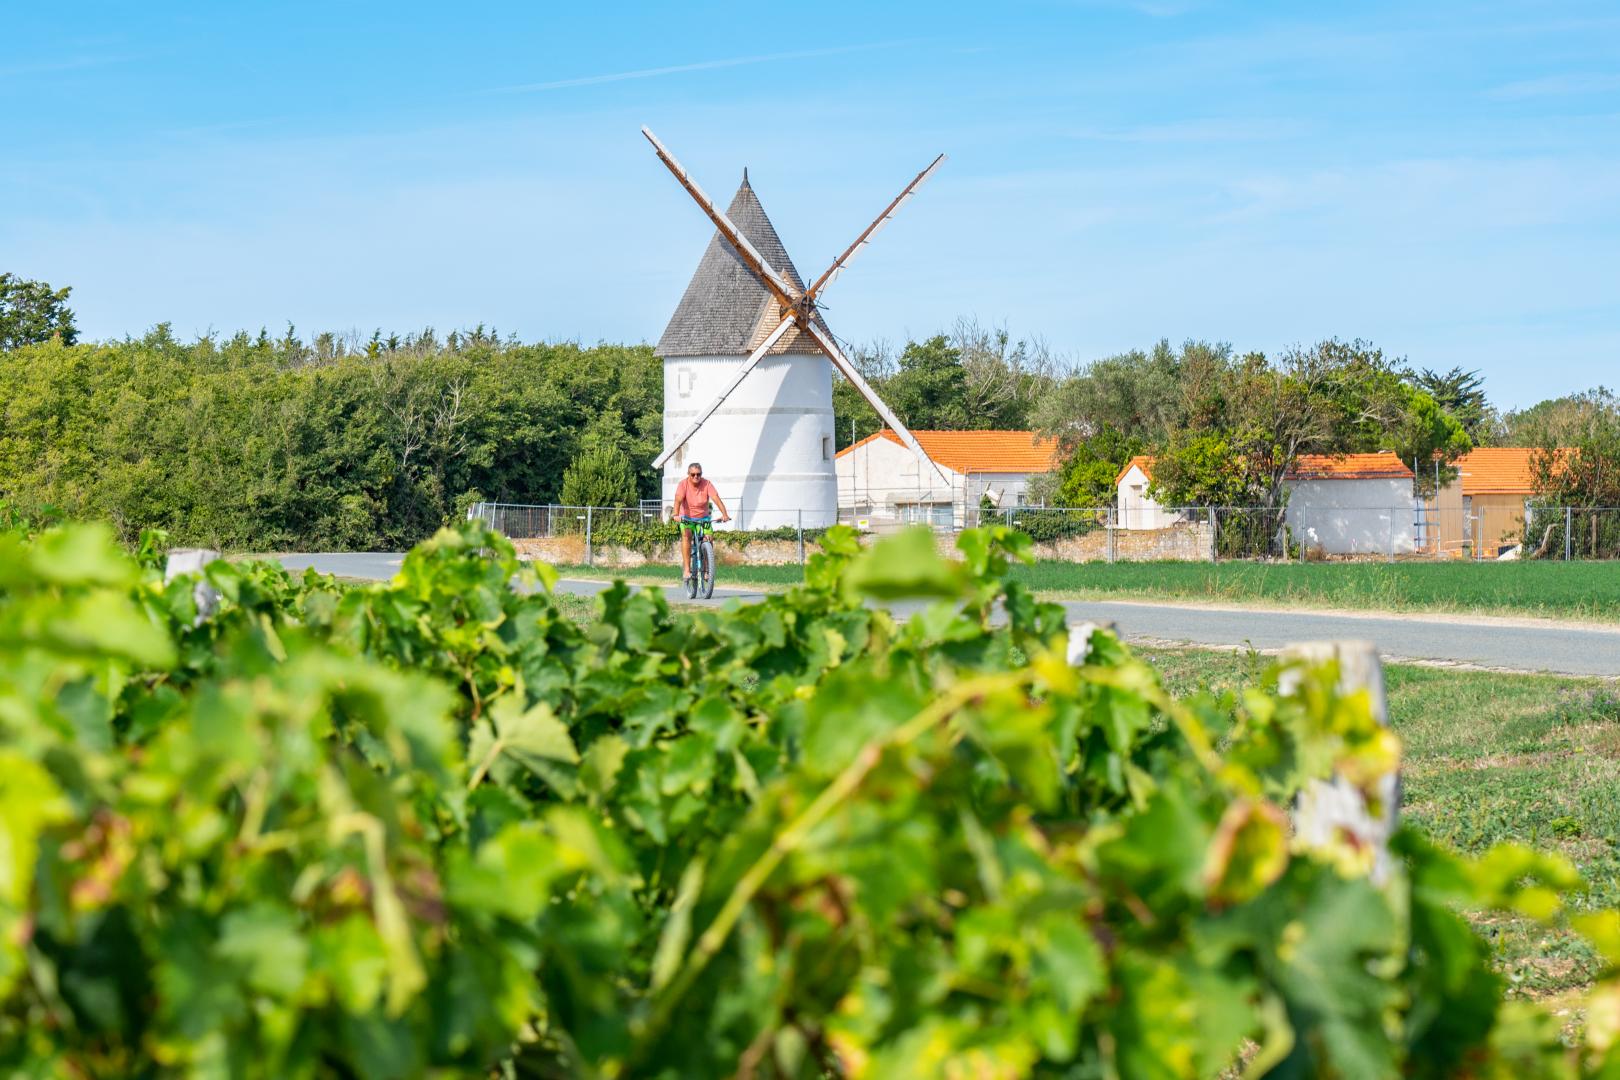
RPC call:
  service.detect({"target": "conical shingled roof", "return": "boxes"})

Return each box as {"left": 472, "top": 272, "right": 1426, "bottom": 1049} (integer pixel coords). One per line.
{"left": 656, "top": 176, "right": 828, "bottom": 358}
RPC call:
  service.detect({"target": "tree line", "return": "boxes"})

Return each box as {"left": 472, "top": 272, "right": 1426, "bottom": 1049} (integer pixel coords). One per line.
{"left": 0, "top": 317, "right": 661, "bottom": 550}
{"left": 3, "top": 272, "right": 1615, "bottom": 550}
{"left": 840, "top": 321, "right": 1616, "bottom": 516}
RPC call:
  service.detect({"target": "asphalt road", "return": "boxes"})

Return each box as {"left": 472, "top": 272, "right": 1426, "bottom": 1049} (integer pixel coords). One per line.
{"left": 276, "top": 553, "right": 1620, "bottom": 678}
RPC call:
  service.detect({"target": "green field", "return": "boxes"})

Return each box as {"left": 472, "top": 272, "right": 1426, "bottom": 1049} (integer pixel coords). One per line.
{"left": 552, "top": 557, "right": 1620, "bottom": 621}
{"left": 1014, "top": 559, "right": 1620, "bottom": 622}
{"left": 1137, "top": 645, "right": 1620, "bottom": 1002}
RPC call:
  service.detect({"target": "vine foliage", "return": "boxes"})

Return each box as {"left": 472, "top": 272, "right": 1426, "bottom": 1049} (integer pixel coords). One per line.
{"left": 1, "top": 519, "right": 1618, "bottom": 1077}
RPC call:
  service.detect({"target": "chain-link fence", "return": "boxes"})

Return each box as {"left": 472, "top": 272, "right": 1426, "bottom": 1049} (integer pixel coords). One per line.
{"left": 468, "top": 500, "right": 1620, "bottom": 564}
{"left": 1523, "top": 506, "right": 1620, "bottom": 560}
{"left": 469, "top": 502, "right": 739, "bottom": 539}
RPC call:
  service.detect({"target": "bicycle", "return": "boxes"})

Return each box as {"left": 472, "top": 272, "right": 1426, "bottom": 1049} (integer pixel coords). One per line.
{"left": 679, "top": 515, "right": 716, "bottom": 599}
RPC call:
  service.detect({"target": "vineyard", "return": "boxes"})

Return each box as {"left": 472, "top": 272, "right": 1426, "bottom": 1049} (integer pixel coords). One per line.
{"left": 3, "top": 518, "right": 1619, "bottom": 1077}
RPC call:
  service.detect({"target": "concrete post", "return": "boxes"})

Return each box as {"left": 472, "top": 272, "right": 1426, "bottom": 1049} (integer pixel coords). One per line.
{"left": 1065, "top": 619, "right": 1119, "bottom": 665}
{"left": 585, "top": 506, "right": 594, "bottom": 568}
{"left": 165, "top": 549, "right": 222, "bottom": 624}
{"left": 1279, "top": 640, "right": 1398, "bottom": 884}
{"left": 1566, "top": 506, "right": 1573, "bottom": 561}
{"left": 797, "top": 508, "right": 805, "bottom": 565}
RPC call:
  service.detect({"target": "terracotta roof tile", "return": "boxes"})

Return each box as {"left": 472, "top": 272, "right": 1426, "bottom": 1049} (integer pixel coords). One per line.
{"left": 1115, "top": 455, "right": 1155, "bottom": 486}
{"left": 1455, "top": 447, "right": 1539, "bottom": 495}
{"left": 1287, "top": 453, "right": 1413, "bottom": 480}
{"left": 837, "top": 429, "right": 1059, "bottom": 474}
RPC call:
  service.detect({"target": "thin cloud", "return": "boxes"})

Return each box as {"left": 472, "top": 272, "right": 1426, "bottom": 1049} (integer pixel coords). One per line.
{"left": 0, "top": 53, "right": 138, "bottom": 78}
{"left": 482, "top": 41, "right": 908, "bottom": 95}
{"left": 1488, "top": 73, "right": 1620, "bottom": 100}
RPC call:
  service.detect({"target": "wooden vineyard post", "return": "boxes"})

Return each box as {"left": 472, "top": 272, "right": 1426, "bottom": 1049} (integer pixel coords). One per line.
{"left": 1279, "top": 640, "right": 1399, "bottom": 883}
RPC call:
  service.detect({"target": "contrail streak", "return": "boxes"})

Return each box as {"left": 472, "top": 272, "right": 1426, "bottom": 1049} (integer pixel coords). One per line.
{"left": 483, "top": 41, "right": 908, "bottom": 95}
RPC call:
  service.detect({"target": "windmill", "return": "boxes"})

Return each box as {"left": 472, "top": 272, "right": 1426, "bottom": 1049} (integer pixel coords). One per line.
{"left": 644, "top": 126, "right": 951, "bottom": 529}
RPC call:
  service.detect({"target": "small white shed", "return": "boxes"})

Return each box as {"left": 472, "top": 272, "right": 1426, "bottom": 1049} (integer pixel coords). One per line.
{"left": 1115, "top": 456, "right": 1180, "bottom": 529}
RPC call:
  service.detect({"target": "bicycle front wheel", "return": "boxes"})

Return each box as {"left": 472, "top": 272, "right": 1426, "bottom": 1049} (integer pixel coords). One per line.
{"left": 700, "top": 540, "right": 716, "bottom": 599}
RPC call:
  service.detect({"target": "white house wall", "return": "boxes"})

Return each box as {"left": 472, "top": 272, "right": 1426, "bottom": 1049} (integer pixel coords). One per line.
{"left": 1116, "top": 465, "right": 1179, "bottom": 529}
{"left": 1284, "top": 479, "right": 1416, "bottom": 555}
{"left": 662, "top": 353, "right": 838, "bottom": 529}
{"left": 835, "top": 436, "right": 960, "bottom": 518}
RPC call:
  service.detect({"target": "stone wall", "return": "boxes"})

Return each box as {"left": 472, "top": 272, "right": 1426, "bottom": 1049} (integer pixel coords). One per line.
{"left": 512, "top": 522, "right": 1213, "bottom": 569}
{"left": 1114, "top": 523, "right": 1212, "bottom": 561}
{"left": 1025, "top": 524, "right": 1211, "bottom": 563}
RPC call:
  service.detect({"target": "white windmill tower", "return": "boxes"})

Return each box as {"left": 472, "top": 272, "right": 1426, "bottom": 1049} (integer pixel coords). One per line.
{"left": 644, "top": 127, "right": 951, "bottom": 529}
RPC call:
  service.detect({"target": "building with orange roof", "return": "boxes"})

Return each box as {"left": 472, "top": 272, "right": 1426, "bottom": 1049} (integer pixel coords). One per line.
{"left": 1117, "top": 451, "right": 1426, "bottom": 554}
{"left": 1282, "top": 452, "right": 1423, "bottom": 554}
{"left": 835, "top": 429, "right": 1059, "bottom": 528}
{"left": 1454, "top": 447, "right": 1543, "bottom": 555}
{"left": 1113, "top": 446, "right": 1562, "bottom": 557}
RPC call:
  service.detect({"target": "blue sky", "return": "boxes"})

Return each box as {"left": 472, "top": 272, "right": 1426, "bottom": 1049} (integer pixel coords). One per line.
{"left": 6, "top": 1, "right": 1618, "bottom": 408}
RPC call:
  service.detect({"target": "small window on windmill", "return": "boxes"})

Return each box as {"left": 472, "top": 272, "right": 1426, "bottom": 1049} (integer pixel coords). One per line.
{"left": 822, "top": 436, "right": 832, "bottom": 461}
{"left": 677, "top": 368, "right": 694, "bottom": 398}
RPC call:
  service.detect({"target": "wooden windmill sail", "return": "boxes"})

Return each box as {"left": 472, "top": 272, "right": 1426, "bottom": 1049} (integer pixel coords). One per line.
{"left": 644, "top": 127, "right": 951, "bottom": 492}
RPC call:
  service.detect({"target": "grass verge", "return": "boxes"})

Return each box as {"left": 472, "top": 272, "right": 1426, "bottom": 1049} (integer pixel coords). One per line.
{"left": 550, "top": 590, "right": 599, "bottom": 624}
{"left": 1016, "top": 560, "right": 1620, "bottom": 623}
{"left": 1138, "top": 644, "right": 1620, "bottom": 1002}
{"left": 549, "top": 563, "right": 804, "bottom": 590}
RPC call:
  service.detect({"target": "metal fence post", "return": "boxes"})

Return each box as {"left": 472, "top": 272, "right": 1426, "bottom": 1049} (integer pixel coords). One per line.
{"left": 585, "top": 506, "right": 594, "bottom": 568}
{"left": 1566, "top": 506, "right": 1573, "bottom": 561}
{"left": 797, "top": 508, "right": 805, "bottom": 565}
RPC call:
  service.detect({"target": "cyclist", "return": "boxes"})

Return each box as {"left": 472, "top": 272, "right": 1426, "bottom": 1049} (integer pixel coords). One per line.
{"left": 671, "top": 462, "right": 730, "bottom": 584}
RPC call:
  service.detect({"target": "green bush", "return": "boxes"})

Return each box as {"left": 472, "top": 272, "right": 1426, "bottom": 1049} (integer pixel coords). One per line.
{"left": 560, "top": 444, "right": 638, "bottom": 509}
{"left": 2, "top": 520, "right": 1618, "bottom": 1076}
{"left": 0, "top": 332, "right": 662, "bottom": 551}
{"left": 1005, "top": 507, "right": 1104, "bottom": 542}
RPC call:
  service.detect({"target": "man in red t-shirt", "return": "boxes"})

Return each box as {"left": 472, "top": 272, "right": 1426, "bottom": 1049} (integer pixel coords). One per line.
{"left": 670, "top": 462, "right": 730, "bottom": 581}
